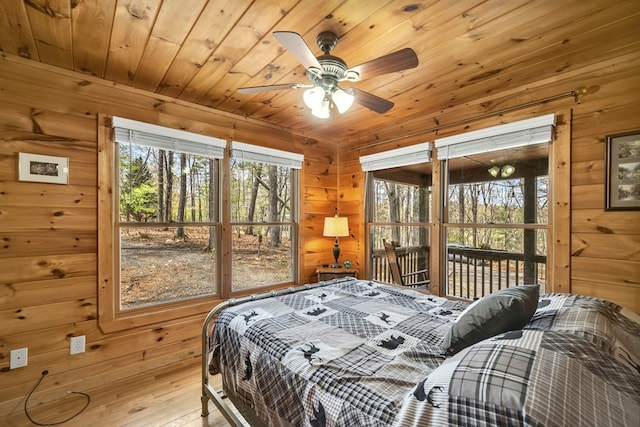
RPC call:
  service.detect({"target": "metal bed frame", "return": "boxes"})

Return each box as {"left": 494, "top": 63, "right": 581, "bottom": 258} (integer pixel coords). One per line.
{"left": 200, "top": 280, "right": 347, "bottom": 425}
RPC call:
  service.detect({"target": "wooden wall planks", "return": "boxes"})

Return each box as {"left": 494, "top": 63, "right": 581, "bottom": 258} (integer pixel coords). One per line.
{"left": 0, "top": 35, "right": 639, "bottom": 422}
{"left": 0, "top": 54, "right": 335, "bottom": 418}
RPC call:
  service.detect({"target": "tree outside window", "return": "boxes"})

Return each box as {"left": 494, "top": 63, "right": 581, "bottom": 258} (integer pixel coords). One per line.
{"left": 230, "top": 157, "right": 296, "bottom": 291}
{"left": 117, "top": 142, "right": 219, "bottom": 310}
{"left": 368, "top": 163, "right": 432, "bottom": 285}
{"left": 443, "top": 146, "right": 549, "bottom": 299}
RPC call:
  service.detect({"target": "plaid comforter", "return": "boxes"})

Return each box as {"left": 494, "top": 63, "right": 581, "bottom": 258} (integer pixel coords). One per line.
{"left": 209, "top": 279, "right": 640, "bottom": 426}
{"left": 395, "top": 292, "right": 640, "bottom": 426}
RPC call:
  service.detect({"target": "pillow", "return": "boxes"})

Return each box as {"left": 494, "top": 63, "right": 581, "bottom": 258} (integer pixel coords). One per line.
{"left": 443, "top": 285, "right": 540, "bottom": 355}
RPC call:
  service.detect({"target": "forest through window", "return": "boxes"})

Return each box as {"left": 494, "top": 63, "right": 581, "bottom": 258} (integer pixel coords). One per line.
{"left": 365, "top": 139, "right": 550, "bottom": 300}
{"left": 114, "top": 135, "right": 300, "bottom": 311}
{"left": 118, "top": 143, "right": 219, "bottom": 310}
{"left": 230, "top": 158, "right": 296, "bottom": 291}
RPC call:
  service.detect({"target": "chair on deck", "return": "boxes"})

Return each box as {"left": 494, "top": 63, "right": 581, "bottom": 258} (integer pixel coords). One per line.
{"left": 383, "top": 240, "right": 430, "bottom": 289}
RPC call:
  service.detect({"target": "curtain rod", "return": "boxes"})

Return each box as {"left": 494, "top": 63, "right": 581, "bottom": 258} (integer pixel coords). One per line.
{"left": 352, "top": 87, "right": 586, "bottom": 151}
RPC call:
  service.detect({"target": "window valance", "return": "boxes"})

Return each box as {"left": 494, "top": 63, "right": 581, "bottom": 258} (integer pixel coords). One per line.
{"left": 231, "top": 141, "right": 304, "bottom": 169}
{"left": 434, "top": 114, "right": 555, "bottom": 160}
{"left": 113, "top": 116, "right": 226, "bottom": 159}
{"left": 359, "top": 142, "right": 432, "bottom": 171}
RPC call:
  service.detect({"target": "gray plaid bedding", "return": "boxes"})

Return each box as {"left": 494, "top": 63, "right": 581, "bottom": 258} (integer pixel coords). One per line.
{"left": 395, "top": 292, "right": 640, "bottom": 426}
{"left": 209, "top": 279, "right": 640, "bottom": 426}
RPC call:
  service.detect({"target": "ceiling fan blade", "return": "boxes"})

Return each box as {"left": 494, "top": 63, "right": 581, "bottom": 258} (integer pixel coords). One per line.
{"left": 273, "top": 31, "right": 322, "bottom": 71}
{"left": 237, "top": 84, "right": 301, "bottom": 94}
{"left": 347, "top": 48, "right": 418, "bottom": 81}
{"left": 353, "top": 88, "right": 394, "bottom": 114}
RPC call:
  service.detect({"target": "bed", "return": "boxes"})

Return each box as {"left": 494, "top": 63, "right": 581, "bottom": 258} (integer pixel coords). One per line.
{"left": 201, "top": 278, "right": 640, "bottom": 426}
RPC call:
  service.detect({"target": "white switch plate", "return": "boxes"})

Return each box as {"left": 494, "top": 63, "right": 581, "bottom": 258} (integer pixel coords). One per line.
{"left": 10, "top": 348, "right": 28, "bottom": 369}
{"left": 70, "top": 335, "right": 85, "bottom": 355}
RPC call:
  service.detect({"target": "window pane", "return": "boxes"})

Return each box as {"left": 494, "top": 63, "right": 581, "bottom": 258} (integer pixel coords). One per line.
{"left": 368, "top": 163, "right": 432, "bottom": 285}
{"left": 445, "top": 227, "right": 547, "bottom": 299}
{"left": 230, "top": 159, "right": 292, "bottom": 223}
{"left": 446, "top": 145, "right": 548, "bottom": 225}
{"left": 370, "top": 225, "right": 429, "bottom": 285}
{"left": 120, "top": 226, "right": 217, "bottom": 310}
{"left": 231, "top": 225, "right": 293, "bottom": 290}
{"left": 371, "top": 163, "right": 432, "bottom": 223}
{"left": 119, "top": 142, "right": 217, "bottom": 223}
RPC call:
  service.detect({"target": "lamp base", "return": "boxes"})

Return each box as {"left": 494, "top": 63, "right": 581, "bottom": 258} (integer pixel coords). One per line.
{"left": 332, "top": 239, "right": 341, "bottom": 269}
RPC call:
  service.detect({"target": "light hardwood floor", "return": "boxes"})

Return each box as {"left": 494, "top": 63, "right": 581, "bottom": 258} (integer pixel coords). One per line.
{"left": 4, "top": 361, "right": 238, "bottom": 427}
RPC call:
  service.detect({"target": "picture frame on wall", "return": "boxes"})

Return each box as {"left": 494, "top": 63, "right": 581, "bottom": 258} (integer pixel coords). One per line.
{"left": 605, "top": 131, "right": 640, "bottom": 210}
{"left": 18, "top": 152, "right": 69, "bottom": 185}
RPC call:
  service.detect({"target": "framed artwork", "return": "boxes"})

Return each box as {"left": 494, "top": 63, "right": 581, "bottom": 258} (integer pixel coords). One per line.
{"left": 18, "top": 152, "right": 69, "bottom": 184}
{"left": 605, "top": 131, "right": 640, "bottom": 210}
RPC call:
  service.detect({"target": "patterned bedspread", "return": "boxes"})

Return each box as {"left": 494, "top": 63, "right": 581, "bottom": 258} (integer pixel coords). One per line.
{"left": 395, "top": 292, "right": 640, "bottom": 426}
{"left": 209, "top": 278, "right": 467, "bottom": 426}
{"left": 209, "top": 279, "right": 640, "bottom": 426}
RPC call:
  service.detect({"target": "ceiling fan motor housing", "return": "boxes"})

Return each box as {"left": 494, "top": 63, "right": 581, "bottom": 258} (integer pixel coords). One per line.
{"left": 309, "top": 55, "right": 348, "bottom": 84}
{"left": 317, "top": 31, "right": 339, "bottom": 53}
{"left": 306, "top": 31, "right": 351, "bottom": 91}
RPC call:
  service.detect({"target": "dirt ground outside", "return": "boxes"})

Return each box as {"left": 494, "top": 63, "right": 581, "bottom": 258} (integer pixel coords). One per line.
{"left": 120, "top": 228, "right": 292, "bottom": 310}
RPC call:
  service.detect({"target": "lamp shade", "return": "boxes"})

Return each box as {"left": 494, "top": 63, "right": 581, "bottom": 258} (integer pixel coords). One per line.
{"left": 303, "top": 87, "right": 325, "bottom": 110}
{"left": 311, "top": 98, "right": 331, "bottom": 119}
{"left": 332, "top": 88, "right": 355, "bottom": 114}
{"left": 323, "top": 216, "right": 349, "bottom": 237}
{"left": 488, "top": 165, "right": 501, "bottom": 177}
{"left": 501, "top": 164, "right": 515, "bottom": 177}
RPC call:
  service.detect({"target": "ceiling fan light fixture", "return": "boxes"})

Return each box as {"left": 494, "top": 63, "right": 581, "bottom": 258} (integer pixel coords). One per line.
{"left": 501, "top": 164, "right": 515, "bottom": 178}
{"left": 238, "top": 31, "right": 419, "bottom": 118}
{"left": 332, "top": 88, "right": 355, "bottom": 114}
{"left": 488, "top": 165, "right": 501, "bottom": 177}
{"left": 303, "top": 86, "right": 326, "bottom": 110}
{"left": 488, "top": 164, "right": 516, "bottom": 178}
{"left": 311, "top": 98, "right": 331, "bottom": 119}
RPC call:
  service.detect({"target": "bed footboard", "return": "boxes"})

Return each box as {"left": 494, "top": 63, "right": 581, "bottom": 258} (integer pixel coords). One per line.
{"left": 200, "top": 280, "right": 347, "bottom": 424}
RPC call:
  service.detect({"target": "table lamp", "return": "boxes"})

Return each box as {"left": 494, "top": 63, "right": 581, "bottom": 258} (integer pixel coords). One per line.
{"left": 323, "top": 216, "right": 349, "bottom": 268}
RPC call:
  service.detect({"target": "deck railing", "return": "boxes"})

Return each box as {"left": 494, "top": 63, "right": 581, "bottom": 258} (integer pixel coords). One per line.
{"left": 371, "top": 245, "right": 428, "bottom": 286}
{"left": 371, "top": 245, "right": 546, "bottom": 299}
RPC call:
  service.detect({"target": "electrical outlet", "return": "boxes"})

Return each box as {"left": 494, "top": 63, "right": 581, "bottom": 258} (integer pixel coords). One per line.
{"left": 10, "top": 348, "right": 28, "bottom": 369}
{"left": 70, "top": 335, "right": 85, "bottom": 355}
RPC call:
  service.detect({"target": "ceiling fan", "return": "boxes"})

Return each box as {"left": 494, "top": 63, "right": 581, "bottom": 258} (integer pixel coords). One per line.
{"left": 237, "top": 31, "right": 419, "bottom": 118}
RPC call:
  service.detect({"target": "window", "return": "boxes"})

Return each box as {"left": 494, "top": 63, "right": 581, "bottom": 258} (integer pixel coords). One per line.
{"left": 229, "top": 141, "right": 302, "bottom": 291}
{"left": 361, "top": 143, "right": 432, "bottom": 285}
{"left": 98, "top": 116, "right": 226, "bottom": 331}
{"left": 435, "top": 114, "right": 554, "bottom": 299}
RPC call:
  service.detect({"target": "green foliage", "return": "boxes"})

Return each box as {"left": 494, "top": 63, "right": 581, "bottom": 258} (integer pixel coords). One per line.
{"left": 122, "top": 182, "right": 157, "bottom": 222}
{"left": 120, "top": 153, "right": 157, "bottom": 222}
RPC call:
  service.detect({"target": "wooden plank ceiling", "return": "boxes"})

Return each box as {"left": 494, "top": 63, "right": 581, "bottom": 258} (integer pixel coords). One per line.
{"left": 0, "top": 0, "right": 638, "bottom": 144}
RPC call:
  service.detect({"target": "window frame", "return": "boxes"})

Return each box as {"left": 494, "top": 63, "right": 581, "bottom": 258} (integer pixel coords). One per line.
{"left": 98, "top": 116, "right": 227, "bottom": 332}
{"left": 361, "top": 143, "right": 434, "bottom": 285}
{"left": 227, "top": 142, "right": 301, "bottom": 294}
{"left": 440, "top": 156, "right": 551, "bottom": 299}
{"left": 98, "top": 116, "right": 304, "bottom": 332}
{"left": 361, "top": 112, "right": 571, "bottom": 298}
{"left": 435, "top": 115, "right": 555, "bottom": 300}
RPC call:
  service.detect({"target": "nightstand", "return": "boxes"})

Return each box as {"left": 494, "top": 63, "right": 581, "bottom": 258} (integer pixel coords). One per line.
{"left": 316, "top": 267, "right": 358, "bottom": 282}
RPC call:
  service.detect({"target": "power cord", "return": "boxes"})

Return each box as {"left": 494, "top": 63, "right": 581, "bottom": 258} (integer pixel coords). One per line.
{"left": 24, "top": 370, "right": 91, "bottom": 426}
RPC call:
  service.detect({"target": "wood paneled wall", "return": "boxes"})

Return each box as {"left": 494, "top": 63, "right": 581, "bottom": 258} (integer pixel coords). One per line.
{"left": 0, "top": 54, "right": 335, "bottom": 417}
{"left": 338, "top": 54, "right": 640, "bottom": 313}
{"left": 1, "top": 46, "right": 639, "bottom": 420}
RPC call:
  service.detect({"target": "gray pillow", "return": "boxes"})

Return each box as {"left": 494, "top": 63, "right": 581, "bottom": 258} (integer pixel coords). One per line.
{"left": 443, "top": 285, "right": 540, "bottom": 355}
